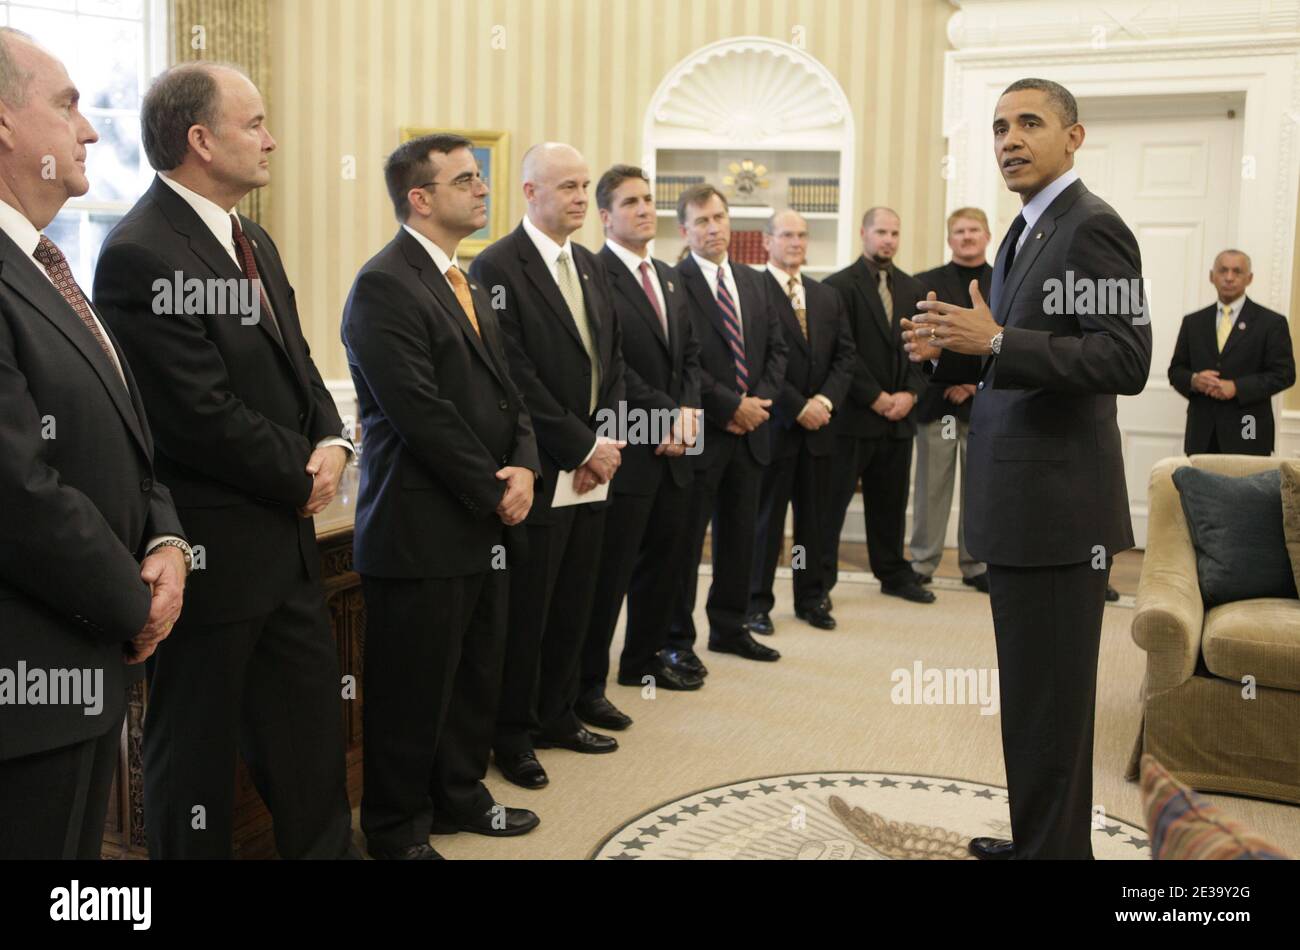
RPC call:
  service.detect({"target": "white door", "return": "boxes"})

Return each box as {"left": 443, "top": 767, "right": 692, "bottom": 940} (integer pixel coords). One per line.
{"left": 1072, "top": 97, "right": 1242, "bottom": 547}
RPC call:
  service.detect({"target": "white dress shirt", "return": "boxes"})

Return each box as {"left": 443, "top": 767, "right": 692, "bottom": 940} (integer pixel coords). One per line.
{"left": 1217, "top": 294, "right": 1245, "bottom": 324}
{"left": 1015, "top": 167, "right": 1080, "bottom": 253}
{"left": 766, "top": 261, "right": 804, "bottom": 310}
{"left": 159, "top": 174, "right": 352, "bottom": 458}
{"left": 0, "top": 198, "right": 189, "bottom": 559}
{"left": 605, "top": 238, "right": 666, "bottom": 323}
{"left": 691, "top": 251, "right": 744, "bottom": 343}
{"left": 402, "top": 224, "right": 461, "bottom": 288}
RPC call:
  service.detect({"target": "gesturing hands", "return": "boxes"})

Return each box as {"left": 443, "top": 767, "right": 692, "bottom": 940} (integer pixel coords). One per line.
{"left": 299, "top": 445, "right": 349, "bottom": 517}
{"left": 128, "top": 545, "right": 187, "bottom": 665}
{"left": 495, "top": 466, "right": 535, "bottom": 525}
{"left": 902, "top": 283, "right": 1000, "bottom": 359}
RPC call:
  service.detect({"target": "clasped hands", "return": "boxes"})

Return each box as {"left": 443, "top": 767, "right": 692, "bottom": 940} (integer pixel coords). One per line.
{"left": 1191, "top": 370, "right": 1237, "bottom": 401}
{"left": 655, "top": 406, "right": 701, "bottom": 458}
{"left": 901, "top": 282, "right": 1000, "bottom": 361}
{"left": 725, "top": 395, "right": 772, "bottom": 435}
{"left": 574, "top": 438, "right": 626, "bottom": 495}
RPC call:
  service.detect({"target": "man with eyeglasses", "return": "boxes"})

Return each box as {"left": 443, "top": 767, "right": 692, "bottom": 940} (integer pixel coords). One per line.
{"left": 342, "top": 133, "right": 541, "bottom": 859}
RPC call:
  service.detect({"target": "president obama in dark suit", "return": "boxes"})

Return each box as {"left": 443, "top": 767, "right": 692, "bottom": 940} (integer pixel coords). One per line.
{"left": 667, "top": 185, "right": 788, "bottom": 666}
{"left": 94, "top": 63, "right": 355, "bottom": 859}
{"left": 906, "top": 79, "right": 1151, "bottom": 860}
{"left": 1168, "top": 249, "right": 1295, "bottom": 455}
{"left": 342, "top": 134, "right": 541, "bottom": 859}
{"left": 577, "top": 165, "right": 704, "bottom": 731}
{"left": 470, "top": 143, "right": 627, "bottom": 790}
{"left": 0, "top": 27, "right": 188, "bottom": 860}
{"left": 748, "top": 210, "right": 856, "bottom": 634}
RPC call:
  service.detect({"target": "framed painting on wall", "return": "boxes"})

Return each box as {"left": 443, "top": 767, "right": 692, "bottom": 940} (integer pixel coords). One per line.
{"left": 398, "top": 128, "right": 509, "bottom": 257}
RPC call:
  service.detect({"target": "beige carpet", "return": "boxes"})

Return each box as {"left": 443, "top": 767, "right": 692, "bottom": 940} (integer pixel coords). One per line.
{"left": 368, "top": 570, "right": 1300, "bottom": 859}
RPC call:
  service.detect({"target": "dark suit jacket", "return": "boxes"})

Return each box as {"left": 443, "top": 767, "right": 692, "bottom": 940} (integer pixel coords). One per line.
{"left": 762, "top": 269, "right": 857, "bottom": 459}
{"left": 0, "top": 228, "right": 184, "bottom": 761}
{"left": 824, "top": 258, "right": 926, "bottom": 440}
{"left": 341, "top": 229, "right": 539, "bottom": 577}
{"left": 1168, "top": 297, "right": 1295, "bottom": 455}
{"left": 914, "top": 261, "right": 991, "bottom": 424}
{"left": 469, "top": 222, "right": 625, "bottom": 522}
{"left": 675, "top": 253, "right": 788, "bottom": 468}
{"left": 932, "top": 179, "right": 1152, "bottom": 567}
{"left": 93, "top": 176, "right": 344, "bottom": 624}
{"left": 598, "top": 245, "right": 700, "bottom": 495}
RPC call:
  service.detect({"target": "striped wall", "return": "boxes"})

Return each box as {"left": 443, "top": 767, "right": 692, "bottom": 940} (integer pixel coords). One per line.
{"left": 267, "top": 0, "right": 955, "bottom": 379}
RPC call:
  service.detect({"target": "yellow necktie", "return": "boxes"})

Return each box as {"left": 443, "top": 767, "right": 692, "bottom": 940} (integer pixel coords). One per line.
{"left": 444, "top": 266, "right": 481, "bottom": 337}
{"left": 1216, "top": 304, "right": 1232, "bottom": 351}
{"left": 787, "top": 277, "right": 808, "bottom": 340}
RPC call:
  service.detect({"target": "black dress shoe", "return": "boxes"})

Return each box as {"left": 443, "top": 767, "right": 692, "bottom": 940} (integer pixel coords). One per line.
{"left": 962, "top": 573, "right": 990, "bottom": 593}
{"left": 660, "top": 647, "right": 708, "bottom": 678}
{"left": 369, "top": 842, "right": 444, "bottom": 860}
{"left": 535, "top": 726, "right": 618, "bottom": 754}
{"left": 795, "top": 603, "right": 836, "bottom": 629}
{"left": 708, "top": 631, "right": 780, "bottom": 661}
{"left": 617, "top": 658, "right": 703, "bottom": 691}
{"left": 431, "top": 805, "right": 540, "bottom": 837}
{"left": 913, "top": 570, "right": 933, "bottom": 586}
{"left": 968, "top": 836, "right": 1014, "bottom": 860}
{"left": 496, "top": 750, "right": 549, "bottom": 789}
{"left": 1106, "top": 585, "right": 1120, "bottom": 602}
{"left": 745, "top": 611, "right": 775, "bottom": 635}
{"left": 575, "top": 694, "right": 633, "bottom": 730}
{"left": 881, "top": 580, "right": 936, "bottom": 604}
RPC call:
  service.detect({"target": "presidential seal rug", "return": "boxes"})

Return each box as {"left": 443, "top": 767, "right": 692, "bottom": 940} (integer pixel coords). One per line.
{"left": 590, "top": 771, "right": 1151, "bottom": 859}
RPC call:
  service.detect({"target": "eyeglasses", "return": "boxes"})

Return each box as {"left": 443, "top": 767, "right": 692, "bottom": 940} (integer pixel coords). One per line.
{"left": 416, "top": 172, "right": 489, "bottom": 193}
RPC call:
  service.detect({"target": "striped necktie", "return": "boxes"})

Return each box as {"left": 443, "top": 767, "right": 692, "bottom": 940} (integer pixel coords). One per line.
{"left": 715, "top": 266, "right": 748, "bottom": 393}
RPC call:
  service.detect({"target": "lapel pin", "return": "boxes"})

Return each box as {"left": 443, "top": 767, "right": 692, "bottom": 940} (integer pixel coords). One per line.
{"left": 470, "top": 283, "right": 479, "bottom": 291}
{"left": 1035, "top": 232, "right": 1043, "bottom": 240}
{"left": 667, "top": 281, "right": 675, "bottom": 292}
{"left": 582, "top": 272, "right": 590, "bottom": 280}
{"left": 1238, "top": 321, "right": 1246, "bottom": 330}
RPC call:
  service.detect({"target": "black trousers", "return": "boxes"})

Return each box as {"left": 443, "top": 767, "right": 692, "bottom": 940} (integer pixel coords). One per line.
{"left": 0, "top": 709, "right": 124, "bottom": 859}
{"left": 750, "top": 444, "right": 831, "bottom": 614}
{"left": 360, "top": 570, "right": 506, "bottom": 852}
{"left": 668, "top": 436, "right": 763, "bottom": 649}
{"left": 142, "top": 574, "right": 353, "bottom": 859}
{"left": 581, "top": 476, "right": 692, "bottom": 697}
{"left": 495, "top": 504, "right": 606, "bottom": 756}
{"left": 986, "top": 560, "right": 1110, "bottom": 860}
{"left": 823, "top": 434, "right": 913, "bottom": 593}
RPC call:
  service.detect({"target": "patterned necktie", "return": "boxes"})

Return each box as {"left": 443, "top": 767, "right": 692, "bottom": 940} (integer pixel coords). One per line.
{"left": 1216, "top": 304, "right": 1233, "bottom": 351}
{"left": 32, "top": 236, "right": 126, "bottom": 388}
{"left": 556, "top": 250, "right": 600, "bottom": 414}
{"left": 638, "top": 261, "right": 667, "bottom": 338}
{"left": 715, "top": 266, "right": 748, "bottom": 393}
{"left": 444, "top": 266, "right": 481, "bottom": 337}
{"left": 877, "top": 268, "right": 893, "bottom": 322}
{"left": 229, "top": 214, "right": 283, "bottom": 346}
{"left": 787, "top": 276, "right": 808, "bottom": 339}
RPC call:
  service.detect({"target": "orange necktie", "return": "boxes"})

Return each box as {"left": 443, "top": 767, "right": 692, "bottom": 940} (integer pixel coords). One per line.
{"left": 445, "top": 266, "right": 481, "bottom": 337}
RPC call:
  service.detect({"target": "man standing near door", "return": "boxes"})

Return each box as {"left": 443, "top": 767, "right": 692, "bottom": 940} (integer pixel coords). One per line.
{"left": 905, "top": 78, "right": 1151, "bottom": 860}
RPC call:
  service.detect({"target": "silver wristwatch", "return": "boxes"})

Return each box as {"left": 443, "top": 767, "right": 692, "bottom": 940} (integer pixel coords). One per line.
{"left": 989, "top": 331, "right": 1004, "bottom": 356}
{"left": 148, "top": 538, "right": 194, "bottom": 574}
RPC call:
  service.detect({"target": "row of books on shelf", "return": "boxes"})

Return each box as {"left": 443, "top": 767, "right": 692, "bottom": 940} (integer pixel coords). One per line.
{"left": 654, "top": 175, "right": 706, "bottom": 207}
{"left": 788, "top": 177, "right": 840, "bottom": 213}
{"left": 727, "top": 229, "right": 768, "bottom": 265}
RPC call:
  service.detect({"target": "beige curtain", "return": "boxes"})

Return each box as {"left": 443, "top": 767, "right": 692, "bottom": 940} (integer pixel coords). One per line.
{"left": 170, "top": 0, "right": 271, "bottom": 223}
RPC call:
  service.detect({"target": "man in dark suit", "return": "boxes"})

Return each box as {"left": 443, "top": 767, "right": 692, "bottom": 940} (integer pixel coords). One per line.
{"left": 905, "top": 78, "right": 1152, "bottom": 859}
{"left": 824, "top": 208, "right": 934, "bottom": 605}
{"left": 0, "top": 27, "right": 189, "bottom": 860}
{"left": 666, "top": 185, "right": 788, "bottom": 666}
{"left": 910, "top": 209, "right": 991, "bottom": 593}
{"left": 1169, "top": 249, "right": 1295, "bottom": 455}
{"left": 577, "top": 165, "right": 705, "bottom": 731}
{"left": 342, "top": 134, "right": 541, "bottom": 860}
{"left": 470, "top": 143, "right": 627, "bottom": 790}
{"left": 93, "top": 63, "right": 355, "bottom": 859}
{"left": 747, "top": 210, "right": 856, "bottom": 634}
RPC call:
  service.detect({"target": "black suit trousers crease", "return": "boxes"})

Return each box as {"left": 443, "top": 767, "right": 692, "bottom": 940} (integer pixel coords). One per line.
{"left": 669, "top": 434, "right": 763, "bottom": 649}
{"left": 986, "top": 560, "right": 1110, "bottom": 860}
{"left": 823, "top": 434, "right": 913, "bottom": 592}
{"left": 581, "top": 476, "right": 692, "bottom": 697}
{"left": 495, "top": 504, "right": 607, "bottom": 756}
{"left": 751, "top": 438, "right": 832, "bottom": 614}
{"left": 0, "top": 707, "right": 124, "bottom": 859}
{"left": 142, "top": 572, "right": 352, "bottom": 859}
{"left": 360, "top": 569, "right": 506, "bottom": 852}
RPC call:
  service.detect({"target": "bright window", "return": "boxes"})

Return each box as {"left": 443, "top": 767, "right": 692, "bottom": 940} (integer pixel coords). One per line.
{"left": 2, "top": 0, "right": 169, "bottom": 286}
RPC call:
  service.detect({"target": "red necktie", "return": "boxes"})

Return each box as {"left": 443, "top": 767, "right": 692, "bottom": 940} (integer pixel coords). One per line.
{"left": 715, "top": 267, "right": 748, "bottom": 393}
{"left": 32, "top": 236, "right": 126, "bottom": 388}
{"left": 229, "top": 214, "right": 283, "bottom": 345}
{"left": 638, "top": 261, "right": 667, "bottom": 338}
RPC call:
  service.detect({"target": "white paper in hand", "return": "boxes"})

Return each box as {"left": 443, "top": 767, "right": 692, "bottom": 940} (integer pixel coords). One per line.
{"left": 550, "top": 469, "right": 610, "bottom": 507}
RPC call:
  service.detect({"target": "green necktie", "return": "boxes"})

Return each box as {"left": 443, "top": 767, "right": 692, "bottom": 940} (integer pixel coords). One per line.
{"left": 557, "top": 250, "right": 599, "bottom": 414}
